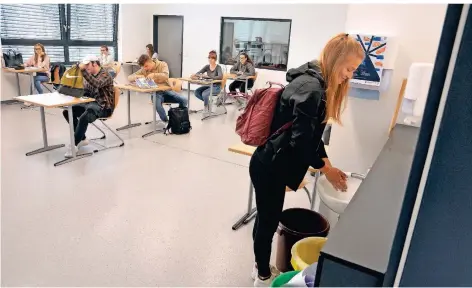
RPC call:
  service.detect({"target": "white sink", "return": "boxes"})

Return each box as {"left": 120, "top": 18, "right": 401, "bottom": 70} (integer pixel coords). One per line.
{"left": 316, "top": 172, "right": 364, "bottom": 214}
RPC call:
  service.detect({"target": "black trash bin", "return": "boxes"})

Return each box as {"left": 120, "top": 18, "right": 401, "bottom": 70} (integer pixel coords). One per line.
{"left": 276, "top": 208, "right": 330, "bottom": 272}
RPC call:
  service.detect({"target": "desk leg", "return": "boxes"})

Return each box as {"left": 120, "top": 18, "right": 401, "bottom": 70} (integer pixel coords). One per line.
{"left": 116, "top": 90, "right": 142, "bottom": 131}
{"left": 310, "top": 171, "right": 320, "bottom": 211}
{"left": 54, "top": 105, "right": 93, "bottom": 166}
{"left": 188, "top": 82, "right": 198, "bottom": 114}
{"left": 16, "top": 73, "right": 21, "bottom": 96}
{"left": 26, "top": 106, "right": 65, "bottom": 156}
{"left": 142, "top": 92, "right": 164, "bottom": 138}
{"left": 232, "top": 180, "right": 258, "bottom": 230}
{"left": 30, "top": 74, "right": 34, "bottom": 95}
{"left": 202, "top": 84, "right": 227, "bottom": 121}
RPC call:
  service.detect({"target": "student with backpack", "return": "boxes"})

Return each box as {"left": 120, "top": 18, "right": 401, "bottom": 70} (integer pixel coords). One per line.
{"left": 248, "top": 33, "right": 365, "bottom": 286}
{"left": 128, "top": 54, "right": 187, "bottom": 124}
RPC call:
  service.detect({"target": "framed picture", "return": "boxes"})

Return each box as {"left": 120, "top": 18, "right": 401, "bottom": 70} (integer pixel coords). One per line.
{"left": 350, "top": 34, "right": 388, "bottom": 87}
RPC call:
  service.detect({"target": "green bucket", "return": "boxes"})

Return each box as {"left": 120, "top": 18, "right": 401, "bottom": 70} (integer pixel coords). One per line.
{"left": 271, "top": 271, "right": 300, "bottom": 287}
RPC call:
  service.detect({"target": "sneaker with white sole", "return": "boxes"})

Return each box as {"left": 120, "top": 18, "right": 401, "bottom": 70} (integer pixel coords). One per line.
{"left": 251, "top": 264, "right": 280, "bottom": 280}
{"left": 64, "top": 145, "right": 78, "bottom": 158}
{"left": 77, "top": 139, "right": 89, "bottom": 149}
{"left": 254, "top": 274, "right": 277, "bottom": 287}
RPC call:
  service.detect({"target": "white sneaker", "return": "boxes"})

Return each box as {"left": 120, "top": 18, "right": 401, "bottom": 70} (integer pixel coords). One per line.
{"left": 251, "top": 263, "right": 280, "bottom": 280}
{"left": 64, "top": 145, "right": 78, "bottom": 158}
{"left": 77, "top": 139, "right": 89, "bottom": 149}
{"left": 254, "top": 274, "right": 277, "bottom": 287}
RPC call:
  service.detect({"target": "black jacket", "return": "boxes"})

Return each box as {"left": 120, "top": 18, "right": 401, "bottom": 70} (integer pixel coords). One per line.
{"left": 255, "top": 61, "right": 328, "bottom": 190}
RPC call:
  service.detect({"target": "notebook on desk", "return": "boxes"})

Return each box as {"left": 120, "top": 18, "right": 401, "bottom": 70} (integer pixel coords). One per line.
{"left": 135, "top": 78, "right": 158, "bottom": 89}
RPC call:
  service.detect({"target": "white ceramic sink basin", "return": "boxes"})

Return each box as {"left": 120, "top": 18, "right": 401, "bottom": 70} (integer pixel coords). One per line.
{"left": 316, "top": 172, "right": 364, "bottom": 214}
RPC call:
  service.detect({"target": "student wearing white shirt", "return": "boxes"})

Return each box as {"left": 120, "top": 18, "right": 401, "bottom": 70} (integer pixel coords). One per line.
{"left": 99, "top": 45, "right": 115, "bottom": 78}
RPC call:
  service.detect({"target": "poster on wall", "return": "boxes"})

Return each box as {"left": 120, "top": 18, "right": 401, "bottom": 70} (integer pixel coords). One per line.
{"left": 350, "top": 34, "right": 388, "bottom": 87}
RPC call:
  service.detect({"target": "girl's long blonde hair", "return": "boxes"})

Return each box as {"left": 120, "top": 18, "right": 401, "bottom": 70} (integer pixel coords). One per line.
{"left": 319, "top": 33, "right": 364, "bottom": 123}
{"left": 34, "top": 43, "right": 46, "bottom": 64}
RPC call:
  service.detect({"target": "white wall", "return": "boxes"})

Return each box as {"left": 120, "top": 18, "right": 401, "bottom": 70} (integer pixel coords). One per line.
{"left": 141, "top": 4, "right": 348, "bottom": 89}
{"left": 328, "top": 4, "right": 447, "bottom": 173}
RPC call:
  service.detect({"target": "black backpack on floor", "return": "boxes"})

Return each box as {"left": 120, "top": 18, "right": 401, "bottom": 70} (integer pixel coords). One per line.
{"left": 165, "top": 107, "right": 191, "bottom": 135}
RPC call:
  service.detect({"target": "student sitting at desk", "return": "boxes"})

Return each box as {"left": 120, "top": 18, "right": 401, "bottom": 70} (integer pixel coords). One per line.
{"left": 23, "top": 43, "right": 50, "bottom": 94}
{"left": 191, "top": 50, "right": 223, "bottom": 111}
{"left": 99, "top": 45, "right": 115, "bottom": 78}
{"left": 249, "top": 33, "right": 364, "bottom": 286}
{"left": 62, "top": 55, "right": 114, "bottom": 158}
{"left": 229, "top": 52, "right": 255, "bottom": 93}
{"left": 128, "top": 54, "right": 187, "bottom": 123}
{"left": 146, "top": 44, "right": 158, "bottom": 60}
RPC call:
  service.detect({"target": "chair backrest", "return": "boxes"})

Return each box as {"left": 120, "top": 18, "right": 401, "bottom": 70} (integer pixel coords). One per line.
{"left": 52, "top": 66, "right": 60, "bottom": 84}
{"left": 168, "top": 78, "right": 182, "bottom": 92}
{"left": 112, "top": 62, "right": 121, "bottom": 78}
{"left": 113, "top": 87, "right": 120, "bottom": 110}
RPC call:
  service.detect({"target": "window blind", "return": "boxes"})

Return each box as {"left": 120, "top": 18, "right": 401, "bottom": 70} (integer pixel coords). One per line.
{"left": 69, "top": 4, "right": 116, "bottom": 41}
{"left": 0, "top": 4, "right": 61, "bottom": 40}
{"left": 1, "top": 4, "right": 118, "bottom": 64}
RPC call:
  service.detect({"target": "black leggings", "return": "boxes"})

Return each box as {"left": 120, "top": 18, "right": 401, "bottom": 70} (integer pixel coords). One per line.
{"left": 229, "top": 79, "right": 254, "bottom": 93}
{"left": 249, "top": 152, "right": 286, "bottom": 278}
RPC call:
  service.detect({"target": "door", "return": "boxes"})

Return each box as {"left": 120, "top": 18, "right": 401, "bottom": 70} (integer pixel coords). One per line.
{"left": 153, "top": 15, "right": 183, "bottom": 78}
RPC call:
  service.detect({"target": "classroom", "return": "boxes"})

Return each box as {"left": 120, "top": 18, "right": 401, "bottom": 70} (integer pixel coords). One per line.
{"left": 1, "top": 2, "right": 471, "bottom": 287}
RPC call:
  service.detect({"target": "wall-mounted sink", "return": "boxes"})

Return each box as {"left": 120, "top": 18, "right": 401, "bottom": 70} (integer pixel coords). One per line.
{"left": 317, "top": 172, "right": 365, "bottom": 214}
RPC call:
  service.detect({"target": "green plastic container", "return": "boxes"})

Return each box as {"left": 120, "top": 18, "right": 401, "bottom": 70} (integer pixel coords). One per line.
{"left": 271, "top": 271, "right": 300, "bottom": 287}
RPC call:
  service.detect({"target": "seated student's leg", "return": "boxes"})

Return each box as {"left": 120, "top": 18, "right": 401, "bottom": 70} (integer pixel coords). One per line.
{"left": 62, "top": 105, "right": 87, "bottom": 140}
{"left": 229, "top": 80, "right": 241, "bottom": 93}
{"left": 239, "top": 81, "right": 248, "bottom": 93}
{"left": 194, "top": 86, "right": 208, "bottom": 102}
{"left": 74, "top": 102, "right": 104, "bottom": 146}
{"left": 247, "top": 79, "right": 255, "bottom": 90}
{"left": 200, "top": 87, "right": 211, "bottom": 107}
{"left": 162, "top": 90, "right": 188, "bottom": 108}
{"left": 154, "top": 92, "right": 169, "bottom": 122}
{"left": 33, "top": 75, "right": 49, "bottom": 94}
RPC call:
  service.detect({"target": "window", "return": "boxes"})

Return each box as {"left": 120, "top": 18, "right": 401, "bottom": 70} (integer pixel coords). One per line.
{"left": 220, "top": 17, "right": 292, "bottom": 72}
{"left": 1, "top": 4, "right": 118, "bottom": 65}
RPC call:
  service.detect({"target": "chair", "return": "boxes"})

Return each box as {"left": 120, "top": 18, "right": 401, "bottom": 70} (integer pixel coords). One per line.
{"left": 91, "top": 87, "right": 125, "bottom": 152}
{"left": 224, "top": 72, "right": 258, "bottom": 110}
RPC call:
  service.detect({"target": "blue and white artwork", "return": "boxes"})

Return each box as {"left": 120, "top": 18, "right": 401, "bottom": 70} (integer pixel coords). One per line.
{"left": 350, "top": 34, "right": 388, "bottom": 87}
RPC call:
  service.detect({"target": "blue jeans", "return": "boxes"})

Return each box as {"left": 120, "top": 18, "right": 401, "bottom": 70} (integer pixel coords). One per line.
{"left": 194, "top": 85, "right": 221, "bottom": 106}
{"left": 155, "top": 90, "right": 188, "bottom": 122}
{"left": 34, "top": 75, "right": 49, "bottom": 94}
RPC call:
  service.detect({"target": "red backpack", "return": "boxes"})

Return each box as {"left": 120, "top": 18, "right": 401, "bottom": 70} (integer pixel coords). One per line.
{"left": 236, "top": 82, "right": 292, "bottom": 146}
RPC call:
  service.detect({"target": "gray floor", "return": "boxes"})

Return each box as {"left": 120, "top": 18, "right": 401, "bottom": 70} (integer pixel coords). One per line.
{"left": 1, "top": 91, "right": 314, "bottom": 286}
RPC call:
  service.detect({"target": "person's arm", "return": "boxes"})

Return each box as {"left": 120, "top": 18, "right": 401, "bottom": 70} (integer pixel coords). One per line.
{"left": 288, "top": 83, "right": 326, "bottom": 170}
{"left": 82, "top": 69, "right": 113, "bottom": 89}
{"left": 127, "top": 68, "right": 144, "bottom": 82}
{"left": 147, "top": 62, "right": 169, "bottom": 83}
{"left": 196, "top": 65, "right": 208, "bottom": 75}
{"left": 230, "top": 63, "right": 239, "bottom": 74}
{"left": 212, "top": 65, "right": 223, "bottom": 80}
{"left": 243, "top": 63, "right": 256, "bottom": 76}
{"left": 23, "top": 56, "right": 34, "bottom": 67}
{"left": 37, "top": 56, "right": 50, "bottom": 71}
{"left": 102, "top": 55, "right": 113, "bottom": 68}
